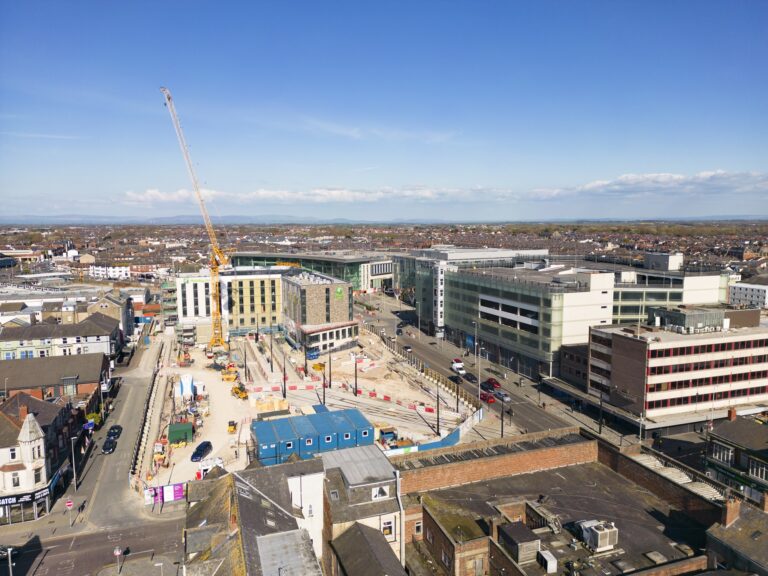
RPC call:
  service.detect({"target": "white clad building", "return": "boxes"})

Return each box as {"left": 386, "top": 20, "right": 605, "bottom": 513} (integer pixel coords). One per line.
{"left": 729, "top": 282, "right": 768, "bottom": 309}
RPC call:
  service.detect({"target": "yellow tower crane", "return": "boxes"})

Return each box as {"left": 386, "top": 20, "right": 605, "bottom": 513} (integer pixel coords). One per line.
{"left": 160, "top": 87, "right": 229, "bottom": 349}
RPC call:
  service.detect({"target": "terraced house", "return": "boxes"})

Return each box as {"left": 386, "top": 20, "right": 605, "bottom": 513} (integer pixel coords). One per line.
{"left": 0, "top": 312, "right": 121, "bottom": 360}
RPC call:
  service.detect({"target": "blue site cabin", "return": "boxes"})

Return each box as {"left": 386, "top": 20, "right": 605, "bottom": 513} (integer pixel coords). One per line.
{"left": 253, "top": 423, "right": 279, "bottom": 466}
{"left": 250, "top": 408, "right": 374, "bottom": 466}
{"left": 325, "top": 411, "right": 357, "bottom": 449}
{"left": 343, "top": 409, "right": 375, "bottom": 445}
{"left": 271, "top": 418, "right": 299, "bottom": 463}
{"left": 312, "top": 404, "right": 329, "bottom": 413}
{"left": 307, "top": 413, "right": 338, "bottom": 453}
{"left": 292, "top": 415, "right": 319, "bottom": 458}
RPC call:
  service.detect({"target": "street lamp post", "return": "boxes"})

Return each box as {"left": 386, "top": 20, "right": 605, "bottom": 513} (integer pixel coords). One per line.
{"left": 354, "top": 353, "right": 358, "bottom": 397}
{"left": 472, "top": 321, "right": 479, "bottom": 400}
{"left": 269, "top": 318, "right": 274, "bottom": 373}
{"left": 282, "top": 349, "right": 287, "bottom": 400}
{"left": 436, "top": 377, "right": 440, "bottom": 436}
{"left": 6, "top": 546, "right": 12, "bottom": 576}
{"left": 114, "top": 546, "right": 122, "bottom": 574}
{"left": 328, "top": 344, "right": 333, "bottom": 389}
{"left": 70, "top": 436, "right": 78, "bottom": 492}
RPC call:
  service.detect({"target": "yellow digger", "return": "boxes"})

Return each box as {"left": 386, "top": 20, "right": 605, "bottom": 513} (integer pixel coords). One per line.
{"left": 222, "top": 371, "right": 239, "bottom": 382}
{"left": 227, "top": 420, "right": 237, "bottom": 433}
{"left": 231, "top": 383, "right": 248, "bottom": 400}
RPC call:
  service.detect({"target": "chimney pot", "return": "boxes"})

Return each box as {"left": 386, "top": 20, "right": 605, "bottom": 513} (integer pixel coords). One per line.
{"left": 728, "top": 408, "right": 737, "bottom": 422}
{"left": 19, "top": 404, "right": 29, "bottom": 420}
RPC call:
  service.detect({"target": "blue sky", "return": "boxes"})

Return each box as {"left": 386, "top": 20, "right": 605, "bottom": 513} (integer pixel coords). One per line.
{"left": 1, "top": 1, "right": 766, "bottom": 222}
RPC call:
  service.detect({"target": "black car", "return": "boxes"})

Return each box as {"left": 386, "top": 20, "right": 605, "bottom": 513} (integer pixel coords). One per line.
{"left": 463, "top": 372, "right": 478, "bottom": 384}
{"left": 107, "top": 425, "right": 122, "bottom": 439}
{"left": 191, "top": 441, "right": 213, "bottom": 462}
{"left": 396, "top": 328, "right": 403, "bottom": 336}
{"left": 397, "top": 322, "right": 406, "bottom": 328}
{"left": 102, "top": 438, "right": 117, "bottom": 455}
{"left": 480, "top": 381, "right": 494, "bottom": 393}
{"left": 448, "top": 375, "right": 462, "bottom": 385}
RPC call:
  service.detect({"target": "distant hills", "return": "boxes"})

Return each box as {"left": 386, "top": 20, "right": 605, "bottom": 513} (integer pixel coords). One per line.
{"left": 0, "top": 213, "right": 766, "bottom": 226}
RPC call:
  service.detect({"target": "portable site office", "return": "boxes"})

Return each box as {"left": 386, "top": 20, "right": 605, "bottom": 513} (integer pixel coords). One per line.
{"left": 250, "top": 408, "right": 374, "bottom": 466}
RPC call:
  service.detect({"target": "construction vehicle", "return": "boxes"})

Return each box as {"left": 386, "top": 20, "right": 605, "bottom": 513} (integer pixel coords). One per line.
{"left": 227, "top": 420, "right": 237, "bottom": 434}
{"left": 178, "top": 349, "right": 192, "bottom": 368}
{"left": 205, "top": 347, "right": 214, "bottom": 359}
{"left": 231, "top": 384, "right": 248, "bottom": 400}
{"left": 161, "top": 87, "right": 229, "bottom": 350}
{"left": 222, "top": 371, "right": 239, "bottom": 382}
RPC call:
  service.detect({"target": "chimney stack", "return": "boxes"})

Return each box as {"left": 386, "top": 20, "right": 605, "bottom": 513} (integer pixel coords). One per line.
{"left": 762, "top": 493, "right": 768, "bottom": 515}
{"left": 721, "top": 497, "right": 741, "bottom": 527}
{"left": 728, "top": 408, "right": 737, "bottom": 422}
{"left": 19, "top": 404, "right": 28, "bottom": 420}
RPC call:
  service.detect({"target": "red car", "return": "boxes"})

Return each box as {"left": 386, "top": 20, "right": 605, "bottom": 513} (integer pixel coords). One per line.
{"left": 485, "top": 378, "right": 501, "bottom": 389}
{"left": 480, "top": 392, "right": 496, "bottom": 403}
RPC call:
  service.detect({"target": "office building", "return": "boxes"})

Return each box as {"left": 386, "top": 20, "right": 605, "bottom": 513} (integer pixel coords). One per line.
{"left": 730, "top": 281, "right": 768, "bottom": 309}
{"left": 587, "top": 305, "right": 768, "bottom": 431}
{"left": 282, "top": 271, "right": 358, "bottom": 352}
{"left": 232, "top": 251, "right": 393, "bottom": 293}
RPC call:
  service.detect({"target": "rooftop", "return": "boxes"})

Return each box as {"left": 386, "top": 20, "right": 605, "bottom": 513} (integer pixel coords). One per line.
{"left": 320, "top": 444, "right": 395, "bottom": 486}
{"left": 708, "top": 503, "right": 768, "bottom": 572}
{"left": 283, "top": 270, "right": 349, "bottom": 286}
{"left": 331, "top": 522, "right": 407, "bottom": 576}
{"left": 0, "top": 353, "right": 107, "bottom": 389}
{"left": 710, "top": 418, "right": 768, "bottom": 456}
{"left": 427, "top": 461, "right": 704, "bottom": 575}
{"left": 593, "top": 323, "right": 768, "bottom": 343}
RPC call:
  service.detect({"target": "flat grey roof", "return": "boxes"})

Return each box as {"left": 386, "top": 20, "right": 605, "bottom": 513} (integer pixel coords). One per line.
{"left": 320, "top": 444, "right": 395, "bottom": 486}
{"left": 256, "top": 530, "right": 322, "bottom": 575}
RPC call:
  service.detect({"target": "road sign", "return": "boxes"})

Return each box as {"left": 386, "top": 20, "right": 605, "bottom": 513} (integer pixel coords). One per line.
{"left": 65, "top": 499, "right": 73, "bottom": 510}
{"left": 114, "top": 546, "right": 122, "bottom": 557}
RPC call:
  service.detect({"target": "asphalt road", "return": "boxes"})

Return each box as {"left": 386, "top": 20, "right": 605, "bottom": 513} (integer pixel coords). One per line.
{"left": 13, "top": 518, "right": 183, "bottom": 576}
{"left": 357, "top": 293, "right": 570, "bottom": 434}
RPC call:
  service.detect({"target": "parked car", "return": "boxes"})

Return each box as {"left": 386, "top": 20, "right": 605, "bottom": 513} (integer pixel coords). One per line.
{"left": 191, "top": 441, "right": 213, "bottom": 462}
{"left": 448, "top": 375, "right": 462, "bottom": 385}
{"left": 480, "top": 392, "right": 496, "bottom": 404}
{"left": 463, "top": 372, "right": 478, "bottom": 384}
{"left": 403, "top": 345, "right": 413, "bottom": 353}
{"left": 397, "top": 322, "right": 406, "bottom": 328}
{"left": 102, "top": 438, "right": 117, "bottom": 455}
{"left": 107, "top": 425, "right": 122, "bottom": 439}
{"left": 485, "top": 378, "right": 501, "bottom": 389}
{"left": 480, "top": 382, "right": 494, "bottom": 393}
{"left": 396, "top": 328, "right": 403, "bottom": 336}
{"left": 494, "top": 390, "right": 512, "bottom": 403}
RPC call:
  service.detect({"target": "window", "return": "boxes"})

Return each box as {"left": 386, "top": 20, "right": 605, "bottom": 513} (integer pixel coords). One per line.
{"left": 330, "top": 490, "right": 339, "bottom": 501}
{"left": 285, "top": 441, "right": 293, "bottom": 450}
{"left": 343, "top": 432, "right": 351, "bottom": 440}
{"left": 325, "top": 435, "right": 332, "bottom": 443}
{"left": 711, "top": 442, "right": 734, "bottom": 466}
{"left": 11, "top": 473, "right": 19, "bottom": 488}
{"left": 9, "top": 448, "right": 17, "bottom": 460}
{"left": 372, "top": 486, "right": 390, "bottom": 500}
{"left": 441, "top": 549, "right": 451, "bottom": 568}
{"left": 361, "top": 430, "right": 369, "bottom": 437}
{"left": 34, "top": 468, "right": 42, "bottom": 484}
{"left": 426, "top": 526, "right": 433, "bottom": 544}
{"left": 382, "top": 519, "right": 394, "bottom": 537}
{"left": 415, "top": 521, "right": 423, "bottom": 535}
{"left": 749, "top": 458, "right": 768, "bottom": 482}
{"left": 308, "top": 504, "right": 313, "bottom": 517}
{"left": 306, "top": 438, "right": 313, "bottom": 446}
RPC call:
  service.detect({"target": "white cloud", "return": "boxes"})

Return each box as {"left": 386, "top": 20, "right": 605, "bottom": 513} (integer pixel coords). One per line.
{"left": 125, "top": 171, "right": 768, "bottom": 207}
{"left": 124, "top": 188, "right": 223, "bottom": 204}
{"left": 527, "top": 170, "right": 768, "bottom": 201}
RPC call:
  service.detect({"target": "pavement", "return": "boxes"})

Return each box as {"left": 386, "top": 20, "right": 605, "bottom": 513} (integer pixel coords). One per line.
{"left": 0, "top": 335, "right": 185, "bottom": 566}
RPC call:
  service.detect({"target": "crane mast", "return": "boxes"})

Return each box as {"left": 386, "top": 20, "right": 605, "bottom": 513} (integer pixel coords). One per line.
{"left": 160, "top": 87, "right": 228, "bottom": 349}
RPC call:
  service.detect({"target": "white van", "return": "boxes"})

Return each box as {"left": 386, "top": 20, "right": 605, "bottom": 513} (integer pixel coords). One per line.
{"left": 451, "top": 359, "right": 466, "bottom": 375}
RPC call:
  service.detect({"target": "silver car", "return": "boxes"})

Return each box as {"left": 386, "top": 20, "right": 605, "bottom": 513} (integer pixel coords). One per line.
{"left": 494, "top": 390, "right": 512, "bottom": 403}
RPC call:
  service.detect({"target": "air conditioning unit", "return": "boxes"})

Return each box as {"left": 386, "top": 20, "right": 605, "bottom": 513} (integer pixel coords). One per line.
{"left": 577, "top": 520, "right": 619, "bottom": 553}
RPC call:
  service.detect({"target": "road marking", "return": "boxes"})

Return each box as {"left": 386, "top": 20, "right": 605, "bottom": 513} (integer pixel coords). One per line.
{"left": 107, "top": 533, "right": 122, "bottom": 541}
{"left": 68, "top": 536, "right": 77, "bottom": 551}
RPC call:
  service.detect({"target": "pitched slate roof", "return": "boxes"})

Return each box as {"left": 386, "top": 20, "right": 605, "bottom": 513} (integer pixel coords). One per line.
{"left": 0, "top": 411, "right": 21, "bottom": 448}
{"left": 711, "top": 418, "right": 768, "bottom": 457}
{"left": 331, "top": 522, "right": 406, "bottom": 576}
{"left": 0, "top": 353, "right": 107, "bottom": 390}
{"left": 0, "top": 312, "right": 117, "bottom": 341}
{"left": 0, "top": 392, "right": 62, "bottom": 429}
